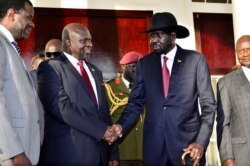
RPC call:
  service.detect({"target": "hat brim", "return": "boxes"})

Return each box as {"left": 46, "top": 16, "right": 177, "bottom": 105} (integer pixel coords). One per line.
{"left": 144, "top": 25, "right": 189, "bottom": 39}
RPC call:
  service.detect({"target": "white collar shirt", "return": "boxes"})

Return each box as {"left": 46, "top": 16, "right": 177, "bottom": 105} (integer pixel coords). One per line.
{"left": 242, "top": 66, "right": 250, "bottom": 83}
{"left": 161, "top": 44, "right": 177, "bottom": 75}
{"left": 64, "top": 52, "right": 99, "bottom": 104}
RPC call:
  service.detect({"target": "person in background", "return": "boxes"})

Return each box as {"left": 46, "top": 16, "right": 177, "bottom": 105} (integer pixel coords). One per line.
{"left": 111, "top": 12, "right": 216, "bottom": 166}
{"left": 31, "top": 53, "right": 46, "bottom": 70}
{"left": 105, "top": 51, "right": 144, "bottom": 166}
{"left": 217, "top": 35, "right": 250, "bottom": 166}
{"left": 30, "top": 53, "right": 46, "bottom": 89}
{"left": 37, "top": 23, "right": 119, "bottom": 166}
{"left": 44, "top": 38, "right": 62, "bottom": 58}
{"left": 0, "top": 0, "right": 44, "bottom": 165}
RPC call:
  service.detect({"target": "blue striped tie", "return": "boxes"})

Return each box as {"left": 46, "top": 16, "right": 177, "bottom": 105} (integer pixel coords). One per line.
{"left": 11, "top": 41, "right": 21, "bottom": 56}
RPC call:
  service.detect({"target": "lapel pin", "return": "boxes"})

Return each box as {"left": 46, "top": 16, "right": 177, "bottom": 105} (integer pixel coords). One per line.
{"left": 177, "top": 59, "right": 182, "bottom": 63}
{"left": 91, "top": 68, "right": 95, "bottom": 72}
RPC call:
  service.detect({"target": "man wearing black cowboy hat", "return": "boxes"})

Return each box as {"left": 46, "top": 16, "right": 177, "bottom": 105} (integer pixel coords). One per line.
{"left": 111, "top": 12, "right": 216, "bottom": 166}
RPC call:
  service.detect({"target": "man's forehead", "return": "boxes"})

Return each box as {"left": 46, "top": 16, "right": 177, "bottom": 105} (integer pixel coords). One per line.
{"left": 71, "top": 29, "right": 91, "bottom": 37}
{"left": 21, "top": 2, "right": 34, "bottom": 16}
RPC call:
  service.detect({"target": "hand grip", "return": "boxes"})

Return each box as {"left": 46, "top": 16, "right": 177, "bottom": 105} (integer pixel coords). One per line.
{"left": 181, "top": 150, "right": 191, "bottom": 166}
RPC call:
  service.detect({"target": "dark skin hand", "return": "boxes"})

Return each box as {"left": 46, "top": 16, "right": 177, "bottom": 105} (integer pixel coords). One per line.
{"left": 183, "top": 142, "right": 204, "bottom": 166}
{"left": 222, "top": 159, "right": 236, "bottom": 166}
{"left": 109, "top": 160, "right": 119, "bottom": 166}
{"left": 12, "top": 153, "right": 32, "bottom": 166}
{"left": 103, "top": 126, "right": 119, "bottom": 144}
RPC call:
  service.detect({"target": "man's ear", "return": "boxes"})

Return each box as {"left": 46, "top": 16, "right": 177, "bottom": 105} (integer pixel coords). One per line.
{"left": 6, "top": 8, "right": 15, "bottom": 21}
{"left": 170, "top": 32, "right": 177, "bottom": 40}
{"left": 65, "top": 39, "right": 71, "bottom": 47}
{"left": 170, "top": 32, "right": 176, "bottom": 43}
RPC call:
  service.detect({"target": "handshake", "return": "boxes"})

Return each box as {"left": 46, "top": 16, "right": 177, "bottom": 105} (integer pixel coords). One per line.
{"left": 103, "top": 124, "right": 123, "bottom": 145}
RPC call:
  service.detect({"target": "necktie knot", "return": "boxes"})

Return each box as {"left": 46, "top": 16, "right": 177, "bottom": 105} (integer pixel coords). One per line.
{"left": 77, "top": 60, "right": 84, "bottom": 66}
{"left": 163, "top": 56, "right": 168, "bottom": 63}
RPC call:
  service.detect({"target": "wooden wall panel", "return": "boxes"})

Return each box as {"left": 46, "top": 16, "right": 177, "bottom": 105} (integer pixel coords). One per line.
{"left": 194, "top": 13, "right": 235, "bottom": 75}
{"left": 18, "top": 8, "right": 152, "bottom": 79}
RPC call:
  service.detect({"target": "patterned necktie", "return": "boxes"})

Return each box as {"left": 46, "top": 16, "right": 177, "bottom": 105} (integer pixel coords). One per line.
{"left": 11, "top": 41, "right": 21, "bottom": 56}
{"left": 162, "top": 56, "right": 170, "bottom": 97}
{"left": 12, "top": 41, "right": 37, "bottom": 94}
{"left": 77, "top": 60, "right": 97, "bottom": 103}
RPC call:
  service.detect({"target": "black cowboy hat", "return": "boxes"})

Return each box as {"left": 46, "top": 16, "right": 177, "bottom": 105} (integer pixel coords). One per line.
{"left": 144, "top": 12, "right": 189, "bottom": 38}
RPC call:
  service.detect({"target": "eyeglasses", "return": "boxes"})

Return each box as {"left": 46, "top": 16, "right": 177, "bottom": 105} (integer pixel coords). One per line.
{"left": 45, "top": 52, "right": 61, "bottom": 58}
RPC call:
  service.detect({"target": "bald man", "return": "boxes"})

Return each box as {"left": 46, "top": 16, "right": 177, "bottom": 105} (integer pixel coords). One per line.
{"left": 44, "top": 39, "right": 62, "bottom": 58}
{"left": 38, "top": 23, "right": 119, "bottom": 166}
{"left": 217, "top": 35, "right": 250, "bottom": 166}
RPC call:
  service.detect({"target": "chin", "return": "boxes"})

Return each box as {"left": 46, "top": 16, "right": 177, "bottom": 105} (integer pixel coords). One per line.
{"left": 244, "top": 64, "right": 250, "bottom": 68}
{"left": 83, "top": 54, "right": 91, "bottom": 60}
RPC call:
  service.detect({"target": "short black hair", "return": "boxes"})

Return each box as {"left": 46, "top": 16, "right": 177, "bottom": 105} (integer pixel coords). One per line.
{"left": 0, "top": 0, "right": 33, "bottom": 19}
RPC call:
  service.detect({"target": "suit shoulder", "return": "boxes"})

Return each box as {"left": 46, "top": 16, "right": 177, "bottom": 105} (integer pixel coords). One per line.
{"left": 86, "top": 61, "right": 102, "bottom": 73}
{"left": 218, "top": 69, "right": 237, "bottom": 84}
{"left": 181, "top": 48, "right": 203, "bottom": 58}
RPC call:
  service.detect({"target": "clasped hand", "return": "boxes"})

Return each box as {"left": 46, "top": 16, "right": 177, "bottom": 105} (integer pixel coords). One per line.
{"left": 103, "top": 124, "right": 122, "bottom": 144}
{"left": 183, "top": 142, "right": 204, "bottom": 166}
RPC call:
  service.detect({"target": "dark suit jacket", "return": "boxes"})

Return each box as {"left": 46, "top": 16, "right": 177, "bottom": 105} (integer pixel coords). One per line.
{"left": 118, "top": 45, "right": 216, "bottom": 165}
{"left": 37, "top": 54, "right": 118, "bottom": 165}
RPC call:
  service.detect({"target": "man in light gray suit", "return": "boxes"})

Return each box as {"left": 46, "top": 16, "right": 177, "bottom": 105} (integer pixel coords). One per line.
{"left": 217, "top": 35, "right": 250, "bottom": 166}
{"left": 0, "top": 0, "right": 44, "bottom": 166}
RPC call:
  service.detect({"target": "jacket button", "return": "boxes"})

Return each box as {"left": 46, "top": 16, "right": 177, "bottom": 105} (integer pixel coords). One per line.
{"left": 163, "top": 106, "right": 167, "bottom": 110}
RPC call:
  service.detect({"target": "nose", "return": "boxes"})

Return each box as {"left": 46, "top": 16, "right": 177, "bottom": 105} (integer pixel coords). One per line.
{"left": 86, "top": 40, "right": 93, "bottom": 47}
{"left": 30, "top": 21, "right": 35, "bottom": 28}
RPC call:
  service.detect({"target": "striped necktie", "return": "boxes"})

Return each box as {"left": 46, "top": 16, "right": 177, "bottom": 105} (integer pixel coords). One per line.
{"left": 11, "top": 41, "right": 21, "bottom": 56}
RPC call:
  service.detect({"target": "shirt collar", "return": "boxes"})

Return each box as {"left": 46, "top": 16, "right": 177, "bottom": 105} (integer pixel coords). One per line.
{"left": 242, "top": 66, "right": 250, "bottom": 76}
{"left": 63, "top": 51, "right": 79, "bottom": 66}
{"left": 0, "top": 24, "right": 15, "bottom": 43}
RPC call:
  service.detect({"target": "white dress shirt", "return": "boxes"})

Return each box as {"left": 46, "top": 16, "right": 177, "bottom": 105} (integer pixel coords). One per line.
{"left": 64, "top": 52, "right": 99, "bottom": 104}
{"left": 161, "top": 45, "right": 177, "bottom": 75}
{"left": 242, "top": 66, "right": 250, "bottom": 83}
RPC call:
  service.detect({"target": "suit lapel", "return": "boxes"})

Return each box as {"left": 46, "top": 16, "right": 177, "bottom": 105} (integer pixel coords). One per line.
{"left": 168, "top": 45, "right": 185, "bottom": 94}
{"left": 151, "top": 53, "right": 165, "bottom": 97}
{"left": 152, "top": 46, "right": 185, "bottom": 99}
{"left": 237, "top": 67, "right": 250, "bottom": 93}
{"left": 61, "top": 54, "right": 97, "bottom": 105}
{"left": 86, "top": 61, "right": 102, "bottom": 107}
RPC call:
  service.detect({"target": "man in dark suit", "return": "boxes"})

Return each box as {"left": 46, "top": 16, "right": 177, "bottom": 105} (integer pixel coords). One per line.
{"left": 37, "top": 23, "right": 119, "bottom": 165}
{"left": 112, "top": 12, "right": 216, "bottom": 166}
{"left": 217, "top": 35, "right": 250, "bottom": 166}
